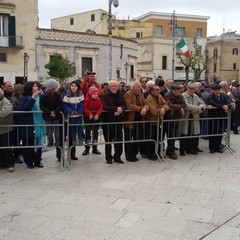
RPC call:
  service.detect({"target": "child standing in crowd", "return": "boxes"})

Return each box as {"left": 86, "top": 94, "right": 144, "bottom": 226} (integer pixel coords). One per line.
{"left": 40, "top": 79, "right": 61, "bottom": 148}
{"left": 62, "top": 80, "right": 84, "bottom": 160}
{"left": 83, "top": 86, "right": 103, "bottom": 155}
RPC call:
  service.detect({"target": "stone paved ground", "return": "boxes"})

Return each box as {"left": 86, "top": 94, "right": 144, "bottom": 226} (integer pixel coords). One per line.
{"left": 1, "top": 134, "right": 240, "bottom": 240}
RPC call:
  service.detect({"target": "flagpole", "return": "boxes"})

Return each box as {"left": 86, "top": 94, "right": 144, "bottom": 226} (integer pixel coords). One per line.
{"left": 169, "top": 10, "right": 178, "bottom": 81}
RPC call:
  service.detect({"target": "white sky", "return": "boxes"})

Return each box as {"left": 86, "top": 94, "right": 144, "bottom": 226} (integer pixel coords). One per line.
{"left": 38, "top": 0, "right": 240, "bottom": 36}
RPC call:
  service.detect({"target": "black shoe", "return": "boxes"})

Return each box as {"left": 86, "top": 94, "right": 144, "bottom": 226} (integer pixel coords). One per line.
{"left": 233, "top": 130, "right": 239, "bottom": 135}
{"left": 106, "top": 159, "right": 113, "bottom": 164}
{"left": 15, "top": 157, "right": 23, "bottom": 164}
{"left": 114, "top": 159, "right": 124, "bottom": 164}
{"left": 35, "top": 162, "right": 44, "bottom": 168}
{"left": 180, "top": 151, "right": 186, "bottom": 156}
{"left": 147, "top": 155, "right": 158, "bottom": 161}
{"left": 82, "top": 149, "right": 89, "bottom": 155}
{"left": 216, "top": 149, "right": 223, "bottom": 153}
{"left": 169, "top": 154, "right": 178, "bottom": 160}
{"left": 195, "top": 147, "right": 203, "bottom": 153}
{"left": 126, "top": 158, "right": 137, "bottom": 162}
{"left": 27, "top": 164, "right": 34, "bottom": 169}
{"left": 71, "top": 156, "right": 78, "bottom": 160}
{"left": 92, "top": 149, "right": 101, "bottom": 155}
{"left": 210, "top": 150, "right": 215, "bottom": 154}
{"left": 186, "top": 150, "right": 198, "bottom": 155}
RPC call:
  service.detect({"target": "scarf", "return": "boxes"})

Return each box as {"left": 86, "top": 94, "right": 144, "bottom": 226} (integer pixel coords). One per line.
{"left": 31, "top": 96, "right": 45, "bottom": 142}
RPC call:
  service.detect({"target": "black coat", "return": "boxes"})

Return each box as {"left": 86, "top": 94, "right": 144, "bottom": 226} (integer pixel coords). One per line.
{"left": 101, "top": 90, "right": 126, "bottom": 123}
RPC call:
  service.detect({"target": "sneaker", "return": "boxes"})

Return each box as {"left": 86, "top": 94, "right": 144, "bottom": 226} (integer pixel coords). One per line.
{"left": 7, "top": 167, "right": 15, "bottom": 172}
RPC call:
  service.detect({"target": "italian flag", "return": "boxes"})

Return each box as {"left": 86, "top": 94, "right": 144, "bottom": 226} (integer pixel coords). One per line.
{"left": 177, "top": 38, "right": 190, "bottom": 58}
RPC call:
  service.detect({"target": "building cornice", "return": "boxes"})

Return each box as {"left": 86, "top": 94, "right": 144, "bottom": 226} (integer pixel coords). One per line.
{"left": 136, "top": 11, "right": 210, "bottom": 22}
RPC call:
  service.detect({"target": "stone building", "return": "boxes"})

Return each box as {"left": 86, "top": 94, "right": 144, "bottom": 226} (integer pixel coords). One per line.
{"left": 207, "top": 31, "right": 240, "bottom": 83}
{"left": 0, "top": 0, "right": 38, "bottom": 84}
{"left": 36, "top": 28, "right": 138, "bottom": 84}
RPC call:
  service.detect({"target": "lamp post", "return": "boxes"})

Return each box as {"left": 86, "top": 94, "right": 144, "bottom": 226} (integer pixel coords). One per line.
{"left": 23, "top": 52, "right": 29, "bottom": 83}
{"left": 108, "top": 0, "right": 119, "bottom": 81}
{"left": 204, "top": 48, "right": 209, "bottom": 83}
{"left": 168, "top": 10, "right": 178, "bottom": 81}
{"left": 124, "top": 62, "right": 129, "bottom": 84}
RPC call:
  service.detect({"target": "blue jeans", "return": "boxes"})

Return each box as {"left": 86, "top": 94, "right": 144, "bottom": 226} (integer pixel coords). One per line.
{"left": 69, "top": 116, "right": 83, "bottom": 141}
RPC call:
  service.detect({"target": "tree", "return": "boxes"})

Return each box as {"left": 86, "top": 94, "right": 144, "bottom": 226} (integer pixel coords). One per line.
{"left": 177, "top": 47, "right": 213, "bottom": 84}
{"left": 45, "top": 53, "right": 76, "bottom": 84}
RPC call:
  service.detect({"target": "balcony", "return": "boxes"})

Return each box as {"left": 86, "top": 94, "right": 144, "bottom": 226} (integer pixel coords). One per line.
{"left": 0, "top": 36, "right": 23, "bottom": 48}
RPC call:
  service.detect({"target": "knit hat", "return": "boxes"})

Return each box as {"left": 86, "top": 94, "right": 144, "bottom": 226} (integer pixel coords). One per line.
{"left": 88, "top": 86, "right": 98, "bottom": 96}
{"left": 70, "top": 80, "right": 80, "bottom": 91}
{"left": 45, "top": 79, "right": 59, "bottom": 90}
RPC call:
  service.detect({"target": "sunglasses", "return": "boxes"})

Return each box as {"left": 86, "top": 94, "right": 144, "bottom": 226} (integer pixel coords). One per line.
{"left": 141, "top": 81, "right": 147, "bottom": 83}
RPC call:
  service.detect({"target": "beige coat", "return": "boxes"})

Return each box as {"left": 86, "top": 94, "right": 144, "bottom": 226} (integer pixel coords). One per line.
{"left": 180, "top": 91, "right": 205, "bottom": 135}
{"left": 145, "top": 94, "right": 169, "bottom": 125}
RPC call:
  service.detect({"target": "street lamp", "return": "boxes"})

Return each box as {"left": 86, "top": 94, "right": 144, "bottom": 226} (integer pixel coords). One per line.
{"left": 168, "top": 10, "right": 178, "bottom": 81}
{"left": 204, "top": 48, "right": 209, "bottom": 83}
{"left": 124, "top": 62, "right": 129, "bottom": 84}
{"left": 108, "top": 0, "right": 119, "bottom": 81}
{"left": 23, "top": 52, "right": 29, "bottom": 83}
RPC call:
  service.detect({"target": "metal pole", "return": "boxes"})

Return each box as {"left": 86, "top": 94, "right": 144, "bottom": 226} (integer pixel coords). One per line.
{"left": 108, "top": 0, "right": 113, "bottom": 81}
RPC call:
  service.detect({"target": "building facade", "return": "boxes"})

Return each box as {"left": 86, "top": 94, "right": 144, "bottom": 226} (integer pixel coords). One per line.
{"left": 0, "top": 0, "right": 38, "bottom": 84}
{"left": 207, "top": 31, "right": 240, "bottom": 83}
{"left": 36, "top": 29, "right": 138, "bottom": 84}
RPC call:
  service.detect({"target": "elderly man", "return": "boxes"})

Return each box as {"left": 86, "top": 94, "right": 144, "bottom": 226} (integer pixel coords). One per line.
{"left": 1, "top": 81, "right": 14, "bottom": 101}
{"left": 164, "top": 84, "right": 186, "bottom": 160}
{"left": 207, "top": 84, "right": 232, "bottom": 153}
{"left": 101, "top": 80, "right": 126, "bottom": 164}
{"left": 160, "top": 79, "right": 174, "bottom": 96}
{"left": 180, "top": 83, "right": 205, "bottom": 156}
{"left": 145, "top": 85, "right": 169, "bottom": 160}
{"left": 143, "top": 80, "right": 155, "bottom": 99}
{"left": 124, "top": 81, "right": 149, "bottom": 162}
{"left": 0, "top": 88, "right": 15, "bottom": 172}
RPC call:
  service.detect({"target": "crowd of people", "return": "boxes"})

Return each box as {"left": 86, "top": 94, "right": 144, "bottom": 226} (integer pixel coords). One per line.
{"left": 0, "top": 73, "right": 238, "bottom": 172}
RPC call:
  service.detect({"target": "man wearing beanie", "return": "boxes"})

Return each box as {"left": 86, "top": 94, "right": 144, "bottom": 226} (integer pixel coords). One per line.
{"left": 83, "top": 86, "right": 103, "bottom": 155}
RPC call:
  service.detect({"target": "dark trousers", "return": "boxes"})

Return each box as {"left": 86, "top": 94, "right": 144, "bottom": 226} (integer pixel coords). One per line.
{"left": 145, "top": 123, "right": 160, "bottom": 157}
{"left": 22, "top": 137, "right": 37, "bottom": 166}
{"left": 180, "top": 135, "right": 198, "bottom": 152}
{"left": 0, "top": 131, "right": 14, "bottom": 168}
{"left": 164, "top": 122, "right": 178, "bottom": 155}
{"left": 84, "top": 117, "right": 100, "bottom": 143}
{"left": 208, "top": 118, "right": 224, "bottom": 151}
{"left": 102, "top": 123, "right": 123, "bottom": 161}
{"left": 124, "top": 123, "right": 143, "bottom": 159}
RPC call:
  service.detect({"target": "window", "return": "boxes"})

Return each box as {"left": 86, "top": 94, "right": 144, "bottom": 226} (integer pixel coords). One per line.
{"left": 0, "top": 77, "right": 4, "bottom": 85}
{"left": 136, "top": 32, "right": 142, "bottom": 38}
{"left": 91, "top": 14, "right": 95, "bottom": 22}
{"left": 197, "top": 28, "right": 203, "bottom": 37}
{"left": 156, "top": 25, "right": 162, "bottom": 35}
{"left": 176, "top": 27, "right": 185, "bottom": 37}
{"left": 213, "top": 49, "right": 218, "bottom": 58}
{"left": 233, "top": 63, "right": 237, "bottom": 70}
{"left": 0, "top": 53, "right": 6, "bottom": 62}
{"left": 70, "top": 17, "right": 74, "bottom": 25}
{"left": 233, "top": 48, "right": 238, "bottom": 55}
{"left": 214, "top": 63, "right": 217, "bottom": 73}
{"left": 116, "top": 69, "right": 120, "bottom": 78}
{"left": 175, "top": 66, "right": 184, "bottom": 71}
{"left": 162, "top": 56, "right": 167, "bottom": 70}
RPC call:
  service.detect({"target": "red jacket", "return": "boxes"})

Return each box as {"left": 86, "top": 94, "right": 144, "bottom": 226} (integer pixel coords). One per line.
{"left": 83, "top": 93, "right": 103, "bottom": 117}
{"left": 81, "top": 76, "right": 104, "bottom": 98}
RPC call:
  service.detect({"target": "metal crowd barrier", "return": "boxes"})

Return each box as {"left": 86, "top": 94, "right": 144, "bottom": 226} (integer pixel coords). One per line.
{"left": 0, "top": 111, "right": 65, "bottom": 171}
{"left": 0, "top": 110, "right": 234, "bottom": 171}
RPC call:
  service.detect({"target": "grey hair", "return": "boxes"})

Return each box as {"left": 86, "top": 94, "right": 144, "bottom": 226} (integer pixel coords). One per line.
{"left": 146, "top": 80, "right": 155, "bottom": 87}
{"left": 131, "top": 81, "right": 141, "bottom": 88}
{"left": 109, "top": 79, "right": 119, "bottom": 86}
{"left": 219, "top": 81, "right": 228, "bottom": 87}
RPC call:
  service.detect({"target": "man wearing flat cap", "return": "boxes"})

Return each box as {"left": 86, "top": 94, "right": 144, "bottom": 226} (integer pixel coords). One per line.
{"left": 180, "top": 83, "right": 205, "bottom": 156}
{"left": 207, "top": 84, "right": 232, "bottom": 153}
{"left": 163, "top": 84, "right": 186, "bottom": 160}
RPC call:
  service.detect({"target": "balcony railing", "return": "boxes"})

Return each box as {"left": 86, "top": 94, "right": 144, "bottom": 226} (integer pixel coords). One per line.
{"left": 0, "top": 35, "right": 23, "bottom": 48}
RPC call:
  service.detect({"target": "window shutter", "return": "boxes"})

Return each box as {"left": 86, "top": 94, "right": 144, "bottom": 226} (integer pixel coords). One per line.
{"left": 8, "top": 16, "right": 16, "bottom": 46}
